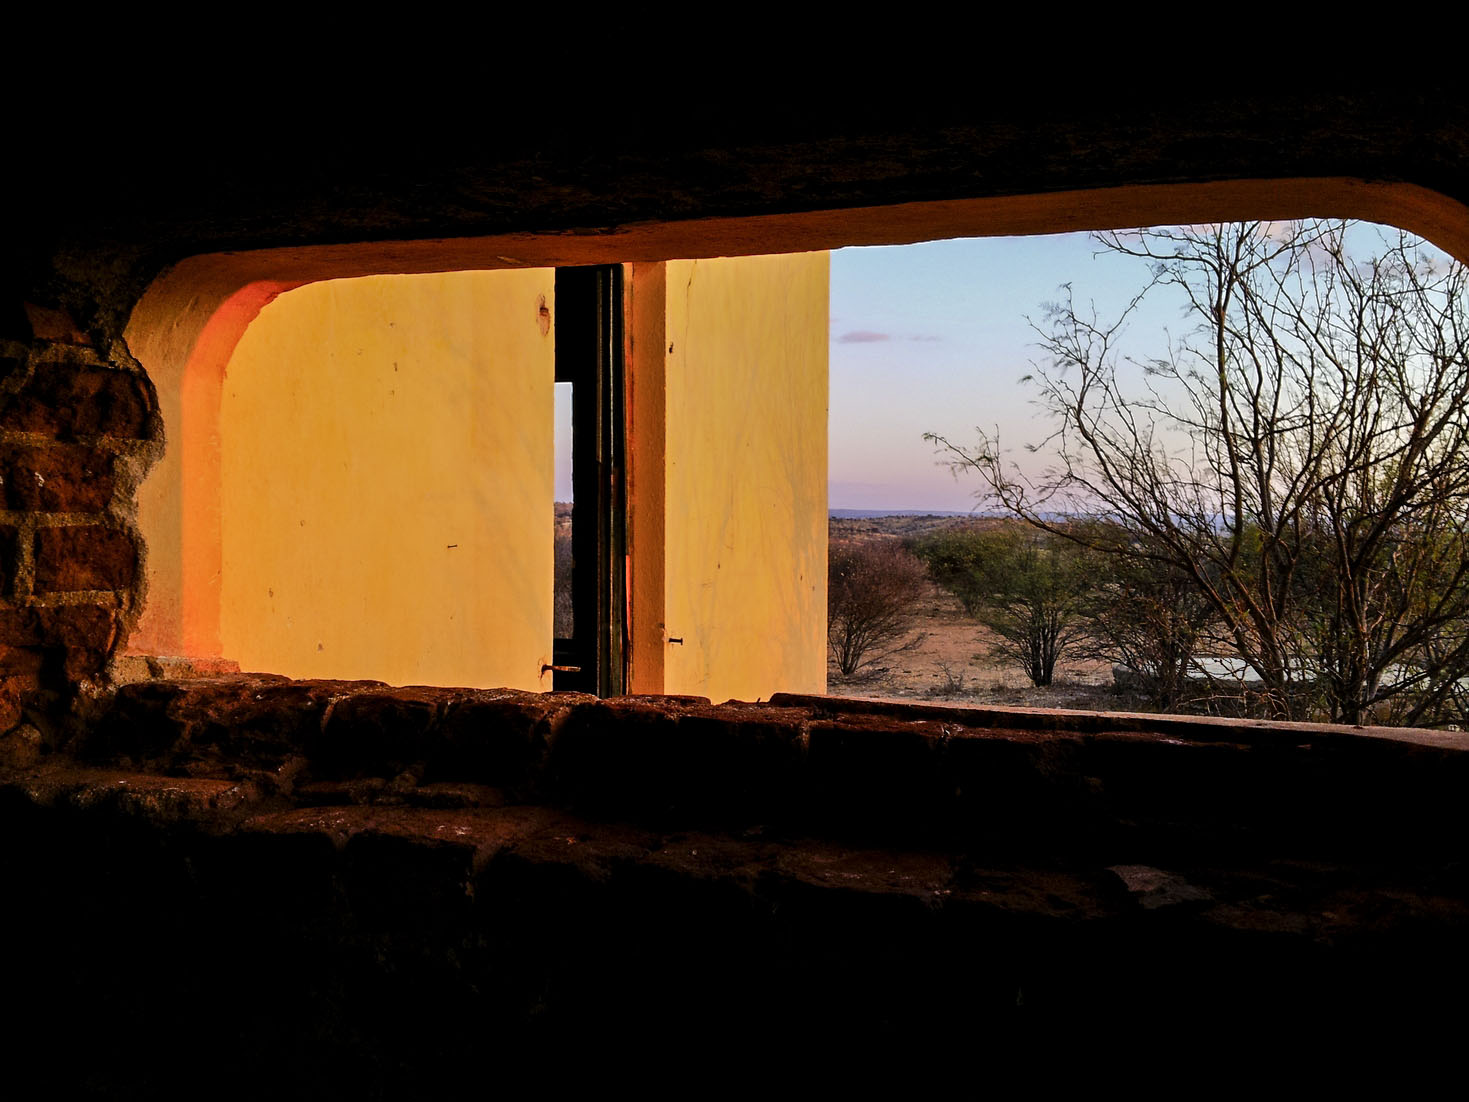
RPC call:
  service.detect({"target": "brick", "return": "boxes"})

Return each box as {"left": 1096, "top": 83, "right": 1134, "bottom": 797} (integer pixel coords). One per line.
{"left": 0, "top": 364, "right": 149, "bottom": 438}
{"left": 313, "top": 686, "right": 461, "bottom": 779}
{"left": 0, "top": 674, "right": 32, "bottom": 729}
{"left": 0, "top": 605, "right": 118, "bottom": 685}
{"left": 0, "top": 644, "right": 45, "bottom": 675}
{"left": 545, "top": 697, "right": 809, "bottom": 828}
{"left": 0, "top": 599, "right": 113, "bottom": 704}
{"left": 60, "top": 647, "right": 108, "bottom": 682}
{"left": 33, "top": 525, "right": 136, "bottom": 592}
{"left": 805, "top": 716, "right": 954, "bottom": 841}
{"left": 0, "top": 603, "right": 117, "bottom": 649}
{"left": 0, "top": 443, "right": 113, "bottom": 512}
{"left": 21, "top": 304, "right": 88, "bottom": 345}
{"left": 433, "top": 688, "right": 587, "bottom": 790}
{"left": 95, "top": 674, "right": 339, "bottom": 769}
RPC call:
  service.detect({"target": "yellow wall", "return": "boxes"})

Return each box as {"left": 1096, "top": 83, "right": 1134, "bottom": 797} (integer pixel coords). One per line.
{"left": 218, "top": 270, "right": 555, "bottom": 689}
{"left": 130, "top": 280, "right": 299, "bottom": 658}
{"left": 132, "top": 256, "right": 825, "bottom": 700}
{"left": 659, "top": 253, "right": 829, "bottom": 702}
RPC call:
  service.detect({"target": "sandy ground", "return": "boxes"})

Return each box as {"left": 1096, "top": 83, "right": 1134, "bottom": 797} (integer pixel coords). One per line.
{"left": 825, "top": 574, "right": 1118, "bottom": 711}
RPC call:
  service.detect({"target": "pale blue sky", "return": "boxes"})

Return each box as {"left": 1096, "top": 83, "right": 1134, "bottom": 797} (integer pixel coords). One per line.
{"left": 828, "top": 223, "right": 1452, "bottom": 512}
{"left": 828, "top": 231, "right": 1186, "bottom": 512}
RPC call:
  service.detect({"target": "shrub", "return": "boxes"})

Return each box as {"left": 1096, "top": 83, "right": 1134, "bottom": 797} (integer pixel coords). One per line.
{"left": 827, "top": 539, "right": 927, "bottom": 679}
{"left": 916, "top": 524, "right": 1088, "bottom": 687}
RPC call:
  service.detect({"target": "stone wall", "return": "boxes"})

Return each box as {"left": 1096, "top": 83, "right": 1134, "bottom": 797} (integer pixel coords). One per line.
{"left": 0, "top": 321, "right": 158, "bottom": 743}
{"left": 3, "top": 678, "right": 1466, "bottom": 1084}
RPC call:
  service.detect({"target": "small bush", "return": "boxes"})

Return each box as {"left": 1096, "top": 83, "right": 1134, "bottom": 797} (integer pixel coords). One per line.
{"left": 827, "top": 539, "right": 927, "bottom": 679}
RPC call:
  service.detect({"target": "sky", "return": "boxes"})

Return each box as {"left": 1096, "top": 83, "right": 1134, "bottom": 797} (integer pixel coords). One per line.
{"left": 828, "top": 231, "right": 1189, "bottom": 512}
{"left": 551, "top": 232, "right": 1178, "bottom": 507}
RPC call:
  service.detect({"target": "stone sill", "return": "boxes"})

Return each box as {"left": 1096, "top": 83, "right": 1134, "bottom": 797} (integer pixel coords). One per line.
{"left": 3, "top": 674, "right": 1467, "bottom": 1043}
{"left": 2, "top": 671, "right": 1465, "bottom": 893}
{"left": 45, "top": 674, "right": 1468, "bottom": 850}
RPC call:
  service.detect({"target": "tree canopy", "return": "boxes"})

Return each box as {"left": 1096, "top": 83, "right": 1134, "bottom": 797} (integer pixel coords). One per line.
{"left": 916, "top": 524, "right": 1088, "bottom": 687}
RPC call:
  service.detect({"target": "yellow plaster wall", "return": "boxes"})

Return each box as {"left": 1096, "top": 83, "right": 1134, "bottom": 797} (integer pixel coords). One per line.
{"left": 661, "top": 253, "right": 829, "bottom": 702}
{"left": 218, "top": 270, "right": 555, "bottom": 689}
{"left": 130, "top": 280, "right": 298, "bottom": 658}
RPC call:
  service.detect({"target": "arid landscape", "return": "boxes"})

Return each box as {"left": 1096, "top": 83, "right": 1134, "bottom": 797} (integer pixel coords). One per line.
{"left": 825, "top": 514, "right": 1117, "bottom": 710}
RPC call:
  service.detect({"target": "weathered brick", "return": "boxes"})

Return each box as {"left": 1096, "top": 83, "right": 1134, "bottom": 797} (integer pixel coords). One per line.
{"left": 546, "top": 697, "right": 809, "bottom": 828}
{"left": 804, "top": 716, "right": 953, "bottom": 840}
{"left": 313, "top": 686, "right": 461, "bottom": 779}
{"left": 433, "top": 688, "right": 588, "bottom": 790}
{"left": 33, "top": 525, "right": 135, "bottom": 592}
{"left": 95, "top": 674, "right": 343, "bottom": 769}
{"left": 0, "top": 443, "right": 113, "bottom": 512}
{"left": 0, "top": 600, "right": 112, "bottom": 710}
{"left": 0, "top": 603, "right": 117, "bottom": 649}
{"left": 0, "top": 644, "right": 44, "bottom": 675}
{"left": 0, "top": 364, "right": 148, "bottom": 438}
{"left": 0, "top": 674, "right": 33, "bottom": 729}
{"left": 60, "top": 647, "right": 108, "bottom": 682}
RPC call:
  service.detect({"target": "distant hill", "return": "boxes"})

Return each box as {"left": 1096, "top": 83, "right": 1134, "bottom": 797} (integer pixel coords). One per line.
{"left": 829, "top": 509, "right": 988, "bottom": 519}
{"left": 830, "top": 512, "right": 1022, "bottom": 541}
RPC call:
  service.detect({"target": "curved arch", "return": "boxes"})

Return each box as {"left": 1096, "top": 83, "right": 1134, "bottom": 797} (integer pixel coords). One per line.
{"left": 120, "top": 177, "right": 1469, "bottom": 669}
{"left": 127, "top": 279, "right": 301, "bottom": 655}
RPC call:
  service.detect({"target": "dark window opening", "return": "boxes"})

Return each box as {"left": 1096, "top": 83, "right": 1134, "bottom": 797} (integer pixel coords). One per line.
{"left": 553, "top": 266, "right": 626, "bottom": 696}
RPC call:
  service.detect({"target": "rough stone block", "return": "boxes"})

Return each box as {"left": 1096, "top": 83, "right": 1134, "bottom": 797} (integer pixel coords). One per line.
{"left": 944, "top": 729, "right": 1096, "bottom": 847}
{"left": 312, "top": 686, "right": 463, "bottom": 780}
{"left": 433, "top": 688, "right": 589, "bottom": 790}
{"left": 545, "top": 698, "right": 810, "bottom": 829}
{"left": 0, "top": 364, "right": 149, "bottom": 438}
{"left": 546, "top": 696, "right": 688, "bottom": 815}
{"left": 0, "top": 443, "right": 113, "bottom": 511}
{"left": 0, "top": 644, "right": 45, "bottom": 675}
{"left": 341, "top": 808, "right": 551, "bottom": 925}
{"left": 0, "top": 603, "right": 117, "bottom": 650}
{"left": 0, "top": 674, "right": 37, "bottom": 730}
{"left": 804, "top": 715, "right": 953, "bottom": 840}
{"left": 639, "top": 702, "right": 808, "bottom": 824}
{"left": 95, "top": 675, "right": 364, "bottom": 771}
{"left": 33, "top": 525, "right": 135, "bottom": 592}
{"left": 0, "top": 351, "right": 25, "bottom": 384}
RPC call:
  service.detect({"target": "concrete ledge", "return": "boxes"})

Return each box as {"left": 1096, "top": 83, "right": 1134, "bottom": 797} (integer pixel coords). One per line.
{"left": 770, "top": 690, "right": 1469, "bottom": 750}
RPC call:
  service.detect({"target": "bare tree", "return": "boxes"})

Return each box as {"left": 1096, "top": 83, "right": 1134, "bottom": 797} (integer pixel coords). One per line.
{"left": 827, "top": 539, "right": 927, "bottom": 679}
{"left": 931, "top": 221, "right": 1469, "bottom": 724}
